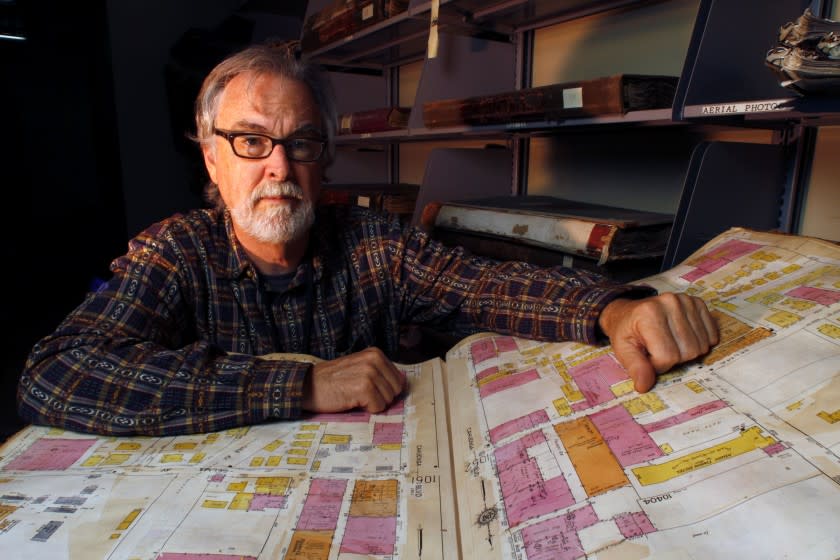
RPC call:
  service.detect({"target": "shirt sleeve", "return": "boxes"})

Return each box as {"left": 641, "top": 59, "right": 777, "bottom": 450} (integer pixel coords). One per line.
{"left": 389, "top": 226, "right": 657, "bottom": 345}
{"left": 17, "top": 226, "right": 310, "bottom": 436}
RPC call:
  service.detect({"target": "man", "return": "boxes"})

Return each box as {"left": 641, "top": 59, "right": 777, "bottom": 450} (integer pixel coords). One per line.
{"left": 18, "top": 44, "right": 718, "bottom": 436}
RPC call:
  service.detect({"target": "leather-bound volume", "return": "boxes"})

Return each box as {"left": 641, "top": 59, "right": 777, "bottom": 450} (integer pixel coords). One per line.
{"left": 422, "top": 74, "right": 678, "bottom": 128}
{"left": 318, "top": 183, "right": 420, "bottom": 219}
{"left": 339, "top": 107, "right": 411, "bottom": 134}
{"left": 427, "top": 195, "right": 673, "bottom": 265}
{"left": 302, "top": 0, "right": 409, "bottom": 52}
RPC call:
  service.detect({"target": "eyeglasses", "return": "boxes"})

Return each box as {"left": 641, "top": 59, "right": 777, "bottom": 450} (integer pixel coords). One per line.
{"left": 213, "top": 128, "right": 326, "bottom": 162}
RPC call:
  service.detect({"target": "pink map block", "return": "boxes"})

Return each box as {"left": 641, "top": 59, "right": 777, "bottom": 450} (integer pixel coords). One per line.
{"left": 340, "top": 516, "right": 396, "bottom": 555}
{"left": 373, "top": 422, "right": 403, "bottom": 445}
{"left": 763, "top": 442, "right": 787, "bottom": 456}
{"left": 6, "top": 438, "right": 97, "bottom": 471}
{"left": 479, "top": 368, "right": 540, "bottom": 399}
{"left": 786, "top": 286, "right": 840, "bottom": 306}
{"left": 471, "top": 339, "right": 497, "bottom": 364}
{"left": 210, "top": 474, "right": 225, "bottom": 482}
{"left": 521, "top": 504, "right": 599, "bottom": 560}
{"left": 615, "top": 511, "right": 656, "bottom": 538}
{"left": 643, "top": 400, "right": 728, "bottom": 433}
{"left": 680, "top": 240, "right": 762, "bottom": 282}
{"left": 569, "top": 355, "right": 628, "bottom": 407}
{"left": 495, "top": 431, "right": 575, "bottom": 527}
{"left": 489, "top": 410, "right": 550, "bottom": 445}
{"left": 495, "top": 336, "right": 519, "bottom": 353}
{"left": 157, "top": 555, "right": 256, "bottom": 560}
{"left": 589, "top": 405, "right": 663, "bottom": 467}
{"left": 249, "top": 494, "right": 286, "bottom": 511}
{"left": 297, "top": 479, "right": 347, "bottom": 531}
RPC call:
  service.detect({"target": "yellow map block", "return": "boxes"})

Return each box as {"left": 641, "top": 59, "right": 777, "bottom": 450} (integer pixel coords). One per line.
{"left": 202, "top": 500, "right": 228, "bottom": 509}
{"left": 553, "top": 398, "right": 572, "bottom": 417}
{"left": 562, "top": 385, "right": 585, "bottom": 402}
{"left": 256, "top": 477, "right": 291, "bottom": 495}
{"left": 287, "top": 457, "right": 308, "bottom": 465}
{"left": 817, "top": 410, "right": 840, "bottom": 424}
{"left": 229, "top": 492, "right": 253, "bottom": 510}
{"left": 476, "top": 370, "right": 510, "bottom": 387}
{"left": 116, "top": 442, "right": 141, "bottom": 451}
{"left": 263, "top": 440, "right": 284, "bottom": 452}
{"left": 611, "top": 379, "right": 635, "bottom": 397}
{"left": 189, "top": 452, "right": 205, "bottom": 464}
{"left": 204, "top": 433, "right": 219, "bottom": 443}
{"left": 116, "top": 508, "right": 141, "bottom": 530}
{"left": 632, "top": 427, "right": 776, "bottom": 486}
{"left": 173, "top": 442, "right": 197, "bottom": 451}
{"left": 660, "top": 443, "right": 673, "bottom": 454}
{"left": 767, "top": 310, "right": 801, "bottom": 328}
{"left": 267, "top": 456, "right": 282, "bottom": 467}
{"left": 378, "top": 443, "right": 402, "bottom": 451}
{"left": 300, "top": 424, "right": 320, "bottom": 431}
{"left": 623, "top": 398, "right": 647, "bottom": 416}
{"left": 296, "top": 432, "right": 315, "bottom": 439}
{"left": 292, "top": 440, "right": 312, "bottom": 448}
{"left": 227, "top": 481, "right": 247, "bottom": 492}
{"left": 102, "top": 453, "right": 131, "bottom": 466}
{"left": 82, "top": 455, "right": 104, "bottom": 467}
{"left": 554, "top": 417, "right": 628, "bottom": 497}
{"left": 787, "top": 400, "right": 804, "bottom": 411}
{"left": 0, "top": 505, "right": 17, "bottom": 522}
{"left": 349, "top": 479, "right": 398, "bottom": 516}
{"left": 250, "top": 457, "right": 265, "bottom": 467}
{"left": 818, "top": 323, "right": 840, "bottom": 339}
{"left": 161, "top": 454, "right": 184, "bottom": 463}
{"left": 321, "top": 434, "right": 350, "bottom": 445}
{"left": 288, "top": 448, "right": 308, "bottom": 456}
{"left": 285, "top": 530, "right": 333, "bottom": 560}
{"left": 686, "top": 381, "right": 705, "bottom": 393}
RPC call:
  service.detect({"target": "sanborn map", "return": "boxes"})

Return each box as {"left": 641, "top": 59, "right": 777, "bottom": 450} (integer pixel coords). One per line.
{"left": 1, "top": 227, "right": 839, "bottom": 559}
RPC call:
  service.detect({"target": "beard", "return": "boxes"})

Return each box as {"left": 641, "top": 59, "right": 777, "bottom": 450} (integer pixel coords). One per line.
{"left": 230, "top": 181, "right": 315, "bottom": 244}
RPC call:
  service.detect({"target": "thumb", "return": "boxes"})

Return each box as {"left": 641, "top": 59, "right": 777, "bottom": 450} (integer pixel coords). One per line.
{"left": 613, "top": 341, "right": 657, "bottom": 393}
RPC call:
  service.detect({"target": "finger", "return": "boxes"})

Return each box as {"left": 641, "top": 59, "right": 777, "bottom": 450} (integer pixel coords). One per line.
{"left": 696, "top": 299, "right": 720, "bottom": 346}
{"left": 613, "top": 341, "right": 657, "bottom": 393}
{"left": 366, "top": 349, "right": 405, "bottom": 395}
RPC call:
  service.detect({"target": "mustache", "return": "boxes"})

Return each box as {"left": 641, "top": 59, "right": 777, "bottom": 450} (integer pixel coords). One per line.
{"left": 251, "top": 181, "right": 304, "bottom": 204}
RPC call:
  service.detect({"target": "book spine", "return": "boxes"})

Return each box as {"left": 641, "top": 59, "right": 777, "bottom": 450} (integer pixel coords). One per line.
{"left": 339, "top": 107, "right": 410, "bottom": 134}
{"left": 434, "top": 205, "right": 616, "bottom": 261}
{"left": 302, "top": 0, "right": 385, "bottom": 52}
{"left": 422, "top": 78, "right": 625, "bottom": 128}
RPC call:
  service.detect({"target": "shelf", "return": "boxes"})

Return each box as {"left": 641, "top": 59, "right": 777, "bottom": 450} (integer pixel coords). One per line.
{"left": 302, "top": 0, "right": 667, "bottom": 69}
{"left": 334, "top": 108, "right": 682, "bottom": 144}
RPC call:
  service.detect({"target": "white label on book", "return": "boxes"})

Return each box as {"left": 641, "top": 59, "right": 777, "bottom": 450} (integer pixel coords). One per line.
{"left": 357, "top": 196, "right": 371, "bottom": 208}
{"left": 697, "top": 99, "right": 789, "bottom": 116}
{"left": 362, "top": 3, "right": 374, "bottom": 20}
{"left": 563, "top": 87, "right": 583, "bottom": 109}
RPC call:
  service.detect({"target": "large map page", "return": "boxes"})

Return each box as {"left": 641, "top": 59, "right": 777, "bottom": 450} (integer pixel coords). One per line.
{"left": 445, "top": 228, "right": 840, "bottom": 559}
{"left": 0, "top": 359, "right": 457, "bottom": 559}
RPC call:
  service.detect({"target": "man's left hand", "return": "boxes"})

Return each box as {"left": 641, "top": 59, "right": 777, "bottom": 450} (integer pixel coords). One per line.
{"left": 598, "top": 293, "right": 719, "bottom": 393}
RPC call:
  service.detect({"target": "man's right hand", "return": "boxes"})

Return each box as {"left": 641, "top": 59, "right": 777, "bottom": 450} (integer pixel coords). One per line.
{"left": 302, "top": 347, "right": 406, "bottom": 413}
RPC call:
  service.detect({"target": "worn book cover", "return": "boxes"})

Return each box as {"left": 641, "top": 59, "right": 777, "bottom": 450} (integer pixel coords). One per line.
{"left": 302, "top": 0, "right": 409, "bottom": 52}
{"left": 422, "top": 74, "right": 679, "bottom": 128}
{"left": 2, "top": 227, "right": 839, "bottom": 559}
{"left": 430, "top": 195, "right": 674, "bottom": 265}
{"left": 318, "top": 182, "right": 419, "bottom": 218}
{"left": 339, "top": 107, "right": 411, "bottom": 134}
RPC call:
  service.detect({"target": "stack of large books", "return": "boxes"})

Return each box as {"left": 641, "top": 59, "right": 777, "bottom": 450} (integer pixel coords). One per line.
{"left": 301, "top": 0, "right": 409, "bottom": 52}
{"left": 424, "top": 195, "right": 674, "bottom": 281}
{"left": 319, "top": 183, "right": 420, "bottom": 221}
{"left": 422, "top": 74, "right": 679, "bottom": 128}
{"left": 766, "top": 8, "right": 840, "bottom": 93}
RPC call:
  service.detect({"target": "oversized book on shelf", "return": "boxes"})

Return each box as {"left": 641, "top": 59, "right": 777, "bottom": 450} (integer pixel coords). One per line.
{"left": 301, "top": 0, "right": 409, "bottom": 52}
{"left": 318, "top": 182, "right": 419, "bottom": 219}
{"left": 2, "top": 227, "right": 839, "bottom": 559}
{"left": 338, "top": 106, "right": 411, "bottom": 134}
{"left": 422, "top": 74, "right": 679, "bottom": 128}
{"left": 426, "top": 195, "right": 674, "bottom": 266}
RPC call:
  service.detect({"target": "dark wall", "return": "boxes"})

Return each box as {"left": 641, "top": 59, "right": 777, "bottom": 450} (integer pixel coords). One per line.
{"left": 1, "top": 0, "right": 126, "bottom": 440}
{"left": 1, "top": 0, "right": 306, "bottom": 440}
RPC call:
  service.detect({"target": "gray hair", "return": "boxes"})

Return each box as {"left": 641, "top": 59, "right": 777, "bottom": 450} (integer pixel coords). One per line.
{"left": 194, "top": 42, "right": 337, "bottom": 208}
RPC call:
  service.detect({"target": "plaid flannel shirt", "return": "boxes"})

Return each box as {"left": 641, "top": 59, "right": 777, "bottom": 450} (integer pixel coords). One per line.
{"left": 18, "top": 207, "right": 653, "bottom": 435}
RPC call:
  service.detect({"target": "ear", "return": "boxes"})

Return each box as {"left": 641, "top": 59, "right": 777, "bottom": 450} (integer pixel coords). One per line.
{"left": 202, "top": 143, "right": 219, "bottom": 185}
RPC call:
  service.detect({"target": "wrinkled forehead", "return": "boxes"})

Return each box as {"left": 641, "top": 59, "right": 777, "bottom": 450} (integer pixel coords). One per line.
{"left": 217, "top": 70, "right": 322, "bottom": 128}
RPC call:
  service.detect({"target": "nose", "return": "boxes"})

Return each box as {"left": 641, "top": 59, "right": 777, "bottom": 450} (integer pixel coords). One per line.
{"left": 264, "top": 143, "right": 293, "bottom": 180}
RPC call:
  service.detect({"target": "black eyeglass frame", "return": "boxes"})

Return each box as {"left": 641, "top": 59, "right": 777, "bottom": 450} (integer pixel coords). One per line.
{"left": 213, "top": 128, "right": 326, "bottom": 163}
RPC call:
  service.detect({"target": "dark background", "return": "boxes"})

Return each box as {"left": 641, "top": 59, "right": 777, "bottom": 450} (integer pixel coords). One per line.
{"left": 0, "top": 0, "right": 307, "bottom": 440}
